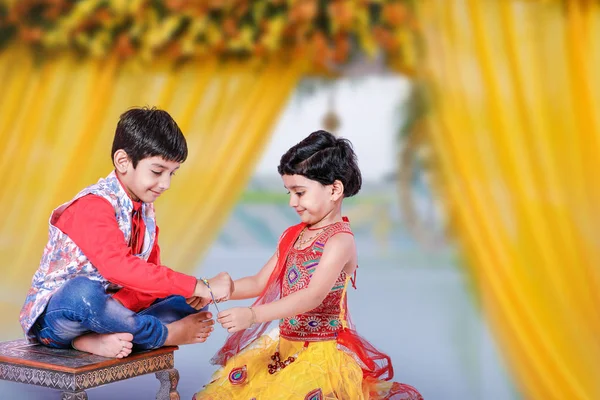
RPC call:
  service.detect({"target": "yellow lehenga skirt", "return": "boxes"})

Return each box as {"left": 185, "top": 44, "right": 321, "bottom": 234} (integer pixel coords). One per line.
{"left": 194, "top": 329, "right": 414, "bottom": 400}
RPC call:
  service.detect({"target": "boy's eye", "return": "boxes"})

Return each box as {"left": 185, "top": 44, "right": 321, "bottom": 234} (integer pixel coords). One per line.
{"left": 170, "top": 171, "right": 176, "bottom": 177}
{"left": 296, "top": 192, "right": 304, "bottom": 197}
{"left": 151, "top": 170, "right": 161, "bottom": 175}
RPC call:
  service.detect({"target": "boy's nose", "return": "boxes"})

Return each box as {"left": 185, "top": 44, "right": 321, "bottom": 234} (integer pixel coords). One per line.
{"left": 159, "top": 176, "right": 171, "bottom": 191}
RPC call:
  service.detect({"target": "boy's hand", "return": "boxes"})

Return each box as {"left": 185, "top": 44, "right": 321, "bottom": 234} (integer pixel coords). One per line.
{"left": 185, "top": 296, "right": 211, "bottom": 310}
{"left": 194, "top": 272, "right": 234, "bottom": 301}
{"left": 217, "top": 307, "right": 254, "bottom": 333}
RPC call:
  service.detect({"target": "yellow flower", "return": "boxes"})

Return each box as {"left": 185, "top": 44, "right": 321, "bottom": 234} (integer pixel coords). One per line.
{"left": 89, "top": 30, "right": 111, "bottom": 57}
{"left": 262, "top": 16, "right": 285, "bottom": 51}
{"left": 108, "top": 0, "right": 132, "bottom": 14}
{"left": 42, "top": 29, "right": 69, "bottom": 48}
{"left": 206, "top": 23, "right": 223, "bottom": 46}
{"left": 71, "top": 0, "right": 102, "bottom": 20}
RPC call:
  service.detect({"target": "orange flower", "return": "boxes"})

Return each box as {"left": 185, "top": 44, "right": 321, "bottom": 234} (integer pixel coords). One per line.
{"left": 282, "top": 24, "right": 296, "bottom": 39}
{"left": 115, "top": 33, "right": 135, "bottom": 59}
{"left": 294, "top": 0, "right": 317, "bottom": 23}
{"left": 312, "top": 31, "right": 332, "bottom": 65}
{"left": 332, "top": 35, "right": 350, "bottom": 63}
{"left": 164, "top": 41, "right": 182, "bottom": 58}
{"left": 19, "top": 27, "right": 43, "bottom": 43}
{"left": 166, "top": 0, "right": 187, "bottom": 12}
{"left": 42, "top": 5, "right": 62, "bottom": 21}
{"left": 382, "top": 2, "right": 408, "bottom": 26}
{"left": 293, "top": 40, "right": 308, "bottom": 59}
{"left": 94, "top": 8, "right": 112, "bottom": 24}
{"left": 328, "top": 0, "right": 354, "bottom": 29}
{"left": 254, "top": 42, "right": 266, "bottom": 57}
{"left": 223, "top": 17, "right": 238, "bottom": 38}
{"left": 373, "top": 26, "right": 397, "bottom": 52}
{"left": 234, "top": 2, "right": 249, "bottom": 19}
{"left": 208, "top": 0, "right": 227, "bottom": 9}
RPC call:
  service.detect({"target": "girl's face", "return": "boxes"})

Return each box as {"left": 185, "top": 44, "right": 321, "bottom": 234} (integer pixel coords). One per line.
{"left": 282, "top": 174, "right": 336, "bottom": 226}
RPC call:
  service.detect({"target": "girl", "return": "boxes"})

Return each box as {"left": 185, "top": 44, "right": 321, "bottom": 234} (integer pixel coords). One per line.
{"left": 194, "top": 131, "right": 422, "bottom": 400}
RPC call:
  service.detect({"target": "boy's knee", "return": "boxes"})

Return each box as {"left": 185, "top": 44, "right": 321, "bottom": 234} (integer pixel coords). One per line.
{"left": 56, "top": 276, "right": 106, "bottom": 309}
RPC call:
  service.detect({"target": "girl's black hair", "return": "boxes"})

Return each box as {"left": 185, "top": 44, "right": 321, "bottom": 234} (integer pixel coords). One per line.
{"left": 278, "top": 130, "right": 362, "bottom": 197}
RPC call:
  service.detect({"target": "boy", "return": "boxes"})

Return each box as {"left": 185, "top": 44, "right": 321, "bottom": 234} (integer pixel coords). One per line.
{"left": 19, "top": 107, "right": 232, "bottom": 358}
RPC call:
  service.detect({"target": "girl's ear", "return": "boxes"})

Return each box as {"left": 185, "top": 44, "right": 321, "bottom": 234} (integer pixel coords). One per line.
{"left": 331, "top": 180, "right": 344, "bottom": 201}
{"left": 113, "top": 149, "right": 131, "bottom": 174}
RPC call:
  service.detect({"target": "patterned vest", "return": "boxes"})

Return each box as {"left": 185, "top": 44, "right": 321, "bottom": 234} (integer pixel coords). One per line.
{"left": 19, "top": 171, "right": 157, "bottom": 341}
{"left": 279, "top": 222, "right": 353, "bottom": 342}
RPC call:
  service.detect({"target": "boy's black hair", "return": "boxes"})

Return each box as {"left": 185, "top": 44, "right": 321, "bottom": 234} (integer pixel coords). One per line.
{"left": 278, "top": 130, "right": 362, "bottom": 197}
{"left": 111, "top": 107, "right": 187, "bottom": 168}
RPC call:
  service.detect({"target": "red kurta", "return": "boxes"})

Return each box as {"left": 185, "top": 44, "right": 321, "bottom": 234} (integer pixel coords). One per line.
{"left": 54, "top": 194, "right": 196, "bottom": 312}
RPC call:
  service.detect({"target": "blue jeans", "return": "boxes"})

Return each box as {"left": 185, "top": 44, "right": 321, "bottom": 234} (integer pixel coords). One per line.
{"left": 32, "top": 276, "right": 204, "bottom": 350}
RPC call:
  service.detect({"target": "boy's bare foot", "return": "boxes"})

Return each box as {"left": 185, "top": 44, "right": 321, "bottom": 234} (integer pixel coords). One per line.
{"left": 164, "top": 311, "right": 214, "bottom": 346}
{"left": 72, "top": 332, "right": 134, "bottom": 358}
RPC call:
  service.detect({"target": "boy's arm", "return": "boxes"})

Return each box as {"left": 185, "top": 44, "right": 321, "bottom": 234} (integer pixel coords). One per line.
{"left": 112, "top": 228, "right": 164, "bottom": 310}
{"left": 229, "top": 251, "right": 278, "bottom": 300}
{"left": 56, "top": 195, "right": 198, "bottom": 298}
{"left": 218, "top": 233, "right": 355, "bottom": 332}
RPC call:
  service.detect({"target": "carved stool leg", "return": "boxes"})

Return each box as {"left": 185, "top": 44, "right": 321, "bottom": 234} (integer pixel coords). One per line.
{"left": 61, "top": 391, "right": 88, "bottom": 400}
{"left": 156, "top": 368, "right": 180, "bottom": 400}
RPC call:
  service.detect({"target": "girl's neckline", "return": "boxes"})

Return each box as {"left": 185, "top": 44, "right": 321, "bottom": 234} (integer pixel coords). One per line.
{"left": 306, "top": 221, "right": 342, "bottom": 231}
{"left": 293, "top": 221, "right": 345, "bottom": 251}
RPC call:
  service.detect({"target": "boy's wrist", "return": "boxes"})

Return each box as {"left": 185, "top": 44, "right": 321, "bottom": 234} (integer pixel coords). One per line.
{"left": 194, "top": 279, "right": 210, "bottom": 297}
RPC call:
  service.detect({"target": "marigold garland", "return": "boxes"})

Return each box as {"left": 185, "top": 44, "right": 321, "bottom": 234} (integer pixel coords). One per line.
{"left": 0, "top": 0, "right": 418, "bottom": 71}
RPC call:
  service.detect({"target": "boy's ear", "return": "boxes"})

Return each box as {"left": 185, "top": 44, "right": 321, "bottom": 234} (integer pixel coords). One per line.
{"left": 113, "top": 149, "right": 131, "bottom": 174}
{"left": 331, "top": 180, "right": 344, "bottom": 201}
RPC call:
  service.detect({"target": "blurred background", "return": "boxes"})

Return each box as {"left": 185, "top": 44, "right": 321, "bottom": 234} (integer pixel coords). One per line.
{"left": 1, "top": 1, "right": 599, "bottom": 399}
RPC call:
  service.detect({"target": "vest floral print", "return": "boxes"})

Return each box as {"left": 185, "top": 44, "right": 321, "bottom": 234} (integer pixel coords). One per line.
{"left": 19, "top": 171, "right": 156, "bottom": 342}
{"left": 279, "top": 222, "right": 353, "bottom": 342}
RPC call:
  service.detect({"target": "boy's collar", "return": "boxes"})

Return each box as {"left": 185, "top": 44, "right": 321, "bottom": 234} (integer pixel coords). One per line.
{"left": 114, "top": 170, "right": 143, "bottom": 211}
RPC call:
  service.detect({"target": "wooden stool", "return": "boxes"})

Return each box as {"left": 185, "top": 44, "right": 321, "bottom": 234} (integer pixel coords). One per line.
{"left": 0, "top": 339, "right": 180, "bottom": 399}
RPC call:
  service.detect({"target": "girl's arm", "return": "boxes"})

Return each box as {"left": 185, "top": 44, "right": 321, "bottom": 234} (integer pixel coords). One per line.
{"left": 229, "top": 250, "right": 278, "bottom": 300}
{"left": 218, "top": 233, "right": 355, "bottom": 332}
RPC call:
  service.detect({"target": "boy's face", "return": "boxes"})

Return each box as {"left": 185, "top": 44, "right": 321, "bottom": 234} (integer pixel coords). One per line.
{"left": 119, "top": 155, "right": 181, "bottom": 203}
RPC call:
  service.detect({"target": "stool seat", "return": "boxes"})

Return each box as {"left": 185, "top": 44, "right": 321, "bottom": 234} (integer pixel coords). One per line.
{"left": 0, "top": 339, "right": 179, "bottom": 399}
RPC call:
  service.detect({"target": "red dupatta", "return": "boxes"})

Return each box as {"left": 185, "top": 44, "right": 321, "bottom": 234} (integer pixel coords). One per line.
{"left": 211, "top": 222, "right": 306, "bottom": 366}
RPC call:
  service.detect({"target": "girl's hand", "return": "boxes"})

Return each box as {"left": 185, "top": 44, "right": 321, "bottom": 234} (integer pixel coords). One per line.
{"left": 217, "top": 307, "right": 255, "bottom": 333}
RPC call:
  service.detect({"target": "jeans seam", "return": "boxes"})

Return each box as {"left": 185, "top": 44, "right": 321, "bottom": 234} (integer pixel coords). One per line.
{"left": 136, "top": 296, "right": 179, "bottom": 316}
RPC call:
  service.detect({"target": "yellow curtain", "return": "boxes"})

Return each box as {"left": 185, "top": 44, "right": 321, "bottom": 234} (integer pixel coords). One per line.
{"left": 0, "top": 48, "right": 303, "bottom": 339}
{"left": 415, "top": 0, "right": 600, "bottom": 398}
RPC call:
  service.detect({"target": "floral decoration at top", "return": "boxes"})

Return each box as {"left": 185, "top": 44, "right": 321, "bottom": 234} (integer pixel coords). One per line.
{"left": 0, "top": 0, "right": 418, "bottom": 71}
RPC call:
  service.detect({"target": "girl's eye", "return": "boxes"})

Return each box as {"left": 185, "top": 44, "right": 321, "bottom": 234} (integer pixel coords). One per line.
{"left": 296, "top": 192, "right": 304, "bottom": 197}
